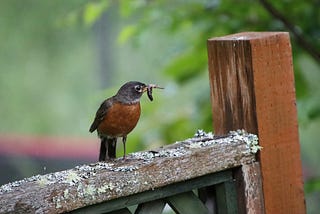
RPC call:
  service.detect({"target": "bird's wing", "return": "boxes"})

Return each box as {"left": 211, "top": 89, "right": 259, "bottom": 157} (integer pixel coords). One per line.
{"left": 89, "top": 98, "right": 113, "bottom": 133}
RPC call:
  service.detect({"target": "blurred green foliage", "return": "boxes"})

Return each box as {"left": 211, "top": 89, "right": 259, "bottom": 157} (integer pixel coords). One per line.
{"left": 305, "top": 178, "right": 320, "bottom": 194}
{"left": 0, "top": 0, "right": 320, "bottom": 213}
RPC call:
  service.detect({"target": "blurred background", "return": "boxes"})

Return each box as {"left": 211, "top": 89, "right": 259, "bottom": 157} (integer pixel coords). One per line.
{"left": 0, "top": 0, "right": 319, "bottom": 213}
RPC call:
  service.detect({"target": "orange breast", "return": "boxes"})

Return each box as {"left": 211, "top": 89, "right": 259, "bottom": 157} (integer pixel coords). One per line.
{"left": 97, "top": 102, "right": 141, "bottom": 137}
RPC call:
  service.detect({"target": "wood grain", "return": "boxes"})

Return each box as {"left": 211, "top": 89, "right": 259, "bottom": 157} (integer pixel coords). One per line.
{"left": 0, "top": 133, "right": 256, "bottom": 213}
{"left": 207, "top": 32, "right": 305, "bottom": 214}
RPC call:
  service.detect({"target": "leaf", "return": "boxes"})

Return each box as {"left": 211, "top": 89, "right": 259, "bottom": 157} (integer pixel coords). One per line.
{"left": 54, "top": 10, "right": 79, "bottom": 28}
{"left": 119, "top": 0, "right": 147, "bottom": 17}
{"left": 294, "top": 67, "right": 309, "bottom": 99}
{"left": 308, "top": 106, "right": 320, "bottom": 120}
{"left": 117, "top": 24, "right": 137, "bottom": 44}
{"left": 164, "top": 50, "right": 207, "bottom": 83}
{"left": 83, "top": 0, "right": 109, "bottom": 26}
{"left": 162, "top": 117, "right": 195, "bottom": 143}
{"left": 305, "top": 177, "right": 320, "bottom": 194}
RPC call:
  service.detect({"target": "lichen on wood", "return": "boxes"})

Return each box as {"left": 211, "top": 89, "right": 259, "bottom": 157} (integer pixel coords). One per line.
{"left": 0, "top": 130, "right": 259, "bottom": 213}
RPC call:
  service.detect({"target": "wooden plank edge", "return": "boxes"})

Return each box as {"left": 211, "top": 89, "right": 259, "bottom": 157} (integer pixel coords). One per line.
{"left": 0, "top": 130, "right": 258, "bottom": 213}
{"left": 71, "top": 170, "right": 232, "bottom": 213}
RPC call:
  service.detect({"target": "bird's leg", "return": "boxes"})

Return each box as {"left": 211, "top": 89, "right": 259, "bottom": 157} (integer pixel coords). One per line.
{"left": 107, "top": 138, "right": 117, "bottom": 160}
{"left": 99, "top": 138, "right": 107, "bottom": 161}
{"left": 122, "top": 136, "right": 127, "bottom": 159}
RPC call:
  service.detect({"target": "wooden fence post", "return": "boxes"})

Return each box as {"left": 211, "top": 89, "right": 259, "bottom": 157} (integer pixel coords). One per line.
{"left": 207, "top": 32, "right": 305, "bottom": 214}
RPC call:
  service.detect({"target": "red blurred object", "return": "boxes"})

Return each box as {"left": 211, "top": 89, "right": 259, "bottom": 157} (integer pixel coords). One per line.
{"left": 0, "top": 134, "right": 99, "bottom": 185}
{"left": 0, "top": 134, "right": 97, "bottom": 159}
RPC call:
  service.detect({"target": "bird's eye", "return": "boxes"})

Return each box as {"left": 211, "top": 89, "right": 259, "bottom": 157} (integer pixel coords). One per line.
{"left": 134, "top": 85, "right": 142, "bottom": 92}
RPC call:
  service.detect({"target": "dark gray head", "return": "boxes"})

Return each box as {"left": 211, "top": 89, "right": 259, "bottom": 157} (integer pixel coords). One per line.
{"left": 115, "top": 81, "right": 147, "bottom": 104}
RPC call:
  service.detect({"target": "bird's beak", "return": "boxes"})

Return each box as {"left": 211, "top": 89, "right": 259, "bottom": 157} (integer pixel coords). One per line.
{"left": 142, "top": 85, "right": 149, "bottom": 93}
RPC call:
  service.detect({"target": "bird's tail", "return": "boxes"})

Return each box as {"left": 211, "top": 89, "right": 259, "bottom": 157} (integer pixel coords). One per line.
{"left": 99, "top": 137, "right": 117, "bottom": 161}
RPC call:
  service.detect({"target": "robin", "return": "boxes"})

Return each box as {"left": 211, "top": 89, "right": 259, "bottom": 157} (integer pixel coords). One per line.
{"left": 89, "top": 81, "right": 163, "bottom": 161}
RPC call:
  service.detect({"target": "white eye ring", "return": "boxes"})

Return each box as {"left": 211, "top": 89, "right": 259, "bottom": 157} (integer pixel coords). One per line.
{"left": 134, "top": 85, "right": 142, "bottom": 92}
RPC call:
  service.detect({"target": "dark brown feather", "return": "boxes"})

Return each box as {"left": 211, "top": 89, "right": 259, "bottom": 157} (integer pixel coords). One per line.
{"left": 89, "top": 98, "right": 113, "bottom": 133}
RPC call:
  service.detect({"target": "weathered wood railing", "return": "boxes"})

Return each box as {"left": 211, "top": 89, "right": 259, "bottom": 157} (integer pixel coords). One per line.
{"left": 0, "top": 32, "right": 306, "bottom": 214}
{"left": 0, "top": 130, "right": 260, "bottom": 213}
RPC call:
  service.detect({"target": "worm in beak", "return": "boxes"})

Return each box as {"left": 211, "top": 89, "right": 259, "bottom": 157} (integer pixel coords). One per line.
{"left": 145, "top": 84, "right": 164, "bottom": 101}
